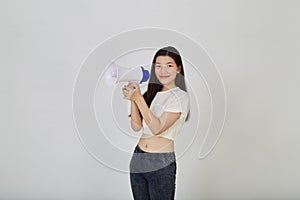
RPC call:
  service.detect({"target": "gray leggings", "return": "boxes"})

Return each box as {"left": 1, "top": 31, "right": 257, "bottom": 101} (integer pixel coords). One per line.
{"left": 129, "top": 145, "right": 177, "bottom": 200}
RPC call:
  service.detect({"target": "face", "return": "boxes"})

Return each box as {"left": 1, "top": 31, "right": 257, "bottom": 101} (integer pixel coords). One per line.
{"left": 154, "top": 56, "right": 181, "bottom": 89}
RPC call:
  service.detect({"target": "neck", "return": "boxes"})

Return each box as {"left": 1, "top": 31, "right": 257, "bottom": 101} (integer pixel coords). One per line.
{"left": 162, "top": 85, "right": 177, "bottom": 91}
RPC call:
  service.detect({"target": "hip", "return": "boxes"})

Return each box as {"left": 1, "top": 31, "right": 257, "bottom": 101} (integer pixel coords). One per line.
{"left": 130, "top": 144, "right": 176, "bottom": 173}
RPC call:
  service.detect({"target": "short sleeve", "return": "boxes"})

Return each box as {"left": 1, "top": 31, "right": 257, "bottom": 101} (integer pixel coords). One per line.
{"left": 164, "top": 91, "right": 189, "bottom": 118}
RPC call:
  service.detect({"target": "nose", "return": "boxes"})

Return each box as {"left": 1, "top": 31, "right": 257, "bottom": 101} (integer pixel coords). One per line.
{"left": 159, "top": 65, "right": 168, "bottom": 72}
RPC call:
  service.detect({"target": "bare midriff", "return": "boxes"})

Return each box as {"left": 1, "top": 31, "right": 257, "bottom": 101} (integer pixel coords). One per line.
{"left": 138, "top": 133, "right": 174, "bottom": 153}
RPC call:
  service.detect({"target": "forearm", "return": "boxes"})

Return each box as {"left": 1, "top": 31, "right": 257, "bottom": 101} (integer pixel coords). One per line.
{"left": 134, "top": 96, "right": 162, "bottom": 135}
{"left": 130, "top": 100, "right": 142, "bottom": 131}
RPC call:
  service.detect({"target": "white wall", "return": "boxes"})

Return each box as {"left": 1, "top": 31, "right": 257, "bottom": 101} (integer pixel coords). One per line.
{"left": 1, "top": 0, "right": 300, "bottom": 199}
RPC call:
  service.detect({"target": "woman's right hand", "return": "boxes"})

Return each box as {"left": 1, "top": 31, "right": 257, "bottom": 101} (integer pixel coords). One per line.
{"left": 122, "top": 81, "right": 139, "bottom": 100}
{"left": 127, "top": 81, "right": 138, "bottom": 90}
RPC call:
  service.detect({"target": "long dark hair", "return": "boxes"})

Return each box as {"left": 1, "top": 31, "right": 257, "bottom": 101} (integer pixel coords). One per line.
{"left": 142, "top": 46, "right": 189, "bottom": 120}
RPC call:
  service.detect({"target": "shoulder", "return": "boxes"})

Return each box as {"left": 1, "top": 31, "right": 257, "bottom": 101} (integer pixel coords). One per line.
{"left": 166, "top": 87, "right": 189, "bottom": 110}
{"left": 154, "top": 87, "right": 189, "bottom": 102}
{"left": 173, "top": 87, "right": 189, "bottom": 100}
{"left": 172, "top": 87, "right": 190, "bottom": 116}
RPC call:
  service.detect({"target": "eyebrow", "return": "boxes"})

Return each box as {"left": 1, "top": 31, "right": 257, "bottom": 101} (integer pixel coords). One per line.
{"left": 155, "top": 62, "right": 175, "bottom": 64}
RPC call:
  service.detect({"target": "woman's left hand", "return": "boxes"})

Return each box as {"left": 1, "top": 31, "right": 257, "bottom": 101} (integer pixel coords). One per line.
{"left": 122, "top": 82, "right": 142, "bottom": 101}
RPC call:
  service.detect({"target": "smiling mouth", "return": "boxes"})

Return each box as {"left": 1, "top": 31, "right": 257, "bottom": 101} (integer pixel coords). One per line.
{"left": 159, "top": 75, "right": 170, "bottom": 78}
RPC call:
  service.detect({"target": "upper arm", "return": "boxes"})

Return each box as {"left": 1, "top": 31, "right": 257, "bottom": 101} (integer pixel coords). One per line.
{"left": 154, "top": 92, "right": 189, "bottom": 135}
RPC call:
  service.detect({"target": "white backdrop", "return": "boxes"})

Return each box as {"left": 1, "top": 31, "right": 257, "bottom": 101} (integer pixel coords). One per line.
{"left": 1, "top": 0, "right": 300, "bottom": 199}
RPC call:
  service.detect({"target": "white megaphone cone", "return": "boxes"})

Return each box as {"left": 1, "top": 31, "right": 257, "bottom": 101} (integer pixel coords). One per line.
{"left": 105, "top": 62, "right": 150, "bottom": 86}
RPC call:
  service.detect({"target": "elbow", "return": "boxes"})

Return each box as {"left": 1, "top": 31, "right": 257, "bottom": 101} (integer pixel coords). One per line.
{"left": 131, "top": 122, "right": 143, "bottom": 132}
{"left": 130, "top": 118, "right": 142, "bottom": 132}
{"left": 131, "top": 125, "right": 143, "bottom": 132}
{"left": 151, "top": 127, "right": 164, "bottom": 135}
{"left": 153, "top": 130, "right": 163, "bottom": 135}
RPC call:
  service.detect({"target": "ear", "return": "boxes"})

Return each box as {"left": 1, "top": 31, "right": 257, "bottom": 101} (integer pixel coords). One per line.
{"left": 177, "top": 66, "right": 181, "bottom": 73}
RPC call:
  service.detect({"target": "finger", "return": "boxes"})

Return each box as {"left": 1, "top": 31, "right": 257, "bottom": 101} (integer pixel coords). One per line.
{"left": 123, "top": 86, "right": 129, "bottom": 91}
{"left": 123, "top": 95, "right": 130, "bottom": 100}
{"left": 132, "top": 82, "right": 139, "bottom": 88}
{"left": 126, "top": 87, "right": 134, "bottom": 92}
{"left": 128, "top": 82, "right": 136, "bottom": 89}
{"left": 128, "top": 82, "right": 135, "bottom": 87}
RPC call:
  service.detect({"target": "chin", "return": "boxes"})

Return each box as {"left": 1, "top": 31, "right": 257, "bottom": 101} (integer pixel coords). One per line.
{"left": 158, "top": 79, "right": 169, "bottom": 85}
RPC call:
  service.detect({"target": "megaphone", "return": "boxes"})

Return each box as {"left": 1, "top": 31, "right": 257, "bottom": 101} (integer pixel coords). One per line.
{"left": 105, "top": 62, "right": 150, "bottom": 85}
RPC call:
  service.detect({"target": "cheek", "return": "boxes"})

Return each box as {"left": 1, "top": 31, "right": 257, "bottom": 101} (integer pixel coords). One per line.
{"left": 154, "top": 68, "right": 160, "bottom": 79}
{"left": 168, "top": 68, "right": 178, "bottom": 75}
{"left": 155, "top": 67, "right": 160, "bottom": 76}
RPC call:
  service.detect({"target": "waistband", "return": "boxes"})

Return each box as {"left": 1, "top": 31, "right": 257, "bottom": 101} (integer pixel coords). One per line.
{"left": 135, "top": 144, "right": 175, "bottom": 156}
{"left": 130, "top": 145, "right": 176, "bottom": 173}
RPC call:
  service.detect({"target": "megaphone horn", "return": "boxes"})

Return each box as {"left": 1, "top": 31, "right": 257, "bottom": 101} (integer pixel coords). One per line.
{"left": 105, "top": 62, "right": 150, "bottom": 85}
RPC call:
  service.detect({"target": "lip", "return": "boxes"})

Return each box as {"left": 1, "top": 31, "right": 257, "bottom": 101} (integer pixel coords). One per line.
{"left": 159, "top": 75, "right": 170, "bottom": 78}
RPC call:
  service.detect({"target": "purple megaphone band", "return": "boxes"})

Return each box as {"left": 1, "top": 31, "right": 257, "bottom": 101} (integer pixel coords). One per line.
{"left": 140, "top": 66, "right": 150, "bottom": 84}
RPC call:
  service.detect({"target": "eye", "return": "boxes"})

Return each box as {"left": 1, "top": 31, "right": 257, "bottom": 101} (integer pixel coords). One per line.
{"left": 155, "top": 64, "right": 161, "bottom": 68}
{"left": 168, "top": 64, "right": 173, "bottom": 68}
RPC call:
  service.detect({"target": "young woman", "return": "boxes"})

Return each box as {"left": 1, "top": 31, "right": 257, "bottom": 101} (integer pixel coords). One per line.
{"left": 122, "top": 46, "right": 190, "bottom": 200}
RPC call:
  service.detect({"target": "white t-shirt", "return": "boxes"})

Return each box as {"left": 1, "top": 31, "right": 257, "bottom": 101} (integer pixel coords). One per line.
{"left": 142, "top": 87, "right": 190, "bottom": 140}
